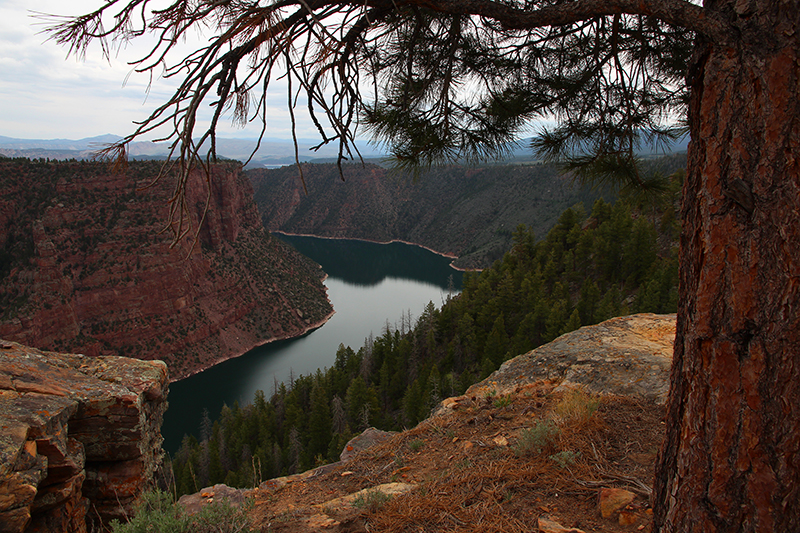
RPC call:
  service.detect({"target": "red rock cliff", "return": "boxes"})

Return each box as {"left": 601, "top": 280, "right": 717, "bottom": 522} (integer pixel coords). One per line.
{"left": 0, "top": 340, "right": 169, "bottom": 532}
{"left": 0, "top": 158, "right": 333, "bottom": 380}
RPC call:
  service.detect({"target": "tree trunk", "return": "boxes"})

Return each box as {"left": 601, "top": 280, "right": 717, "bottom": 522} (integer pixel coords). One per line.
{"left": 653, "top": 2, "right": 800, "bottom": 531}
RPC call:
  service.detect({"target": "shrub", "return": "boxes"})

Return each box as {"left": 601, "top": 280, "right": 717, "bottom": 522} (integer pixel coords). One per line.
{"left": 493, "top": 395, "right": 513, "bottom": 408}
{"left": 110, "top": 489, "right": 253, "bottom": 533}
{"left": 514, "top": 420, "right": 560, "bottom": 457}
{"left": 352, "top": 489, "right": 392, "bottom": 512}
{"left": 110, "top": 490, "right": 188, "bottom": 533}
{"left": 549, "top": 449, "right": 581, "bottom": 469}
{"left": 554, "top": 388, "right": 600, "bottom": 426}
{"left": 408, "top": 438, "right": 425, "bottom": 452}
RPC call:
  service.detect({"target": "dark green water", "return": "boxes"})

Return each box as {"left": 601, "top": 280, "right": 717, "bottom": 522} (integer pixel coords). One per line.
{"left": 162, "top": 235, "right": 463, "bottom": 453}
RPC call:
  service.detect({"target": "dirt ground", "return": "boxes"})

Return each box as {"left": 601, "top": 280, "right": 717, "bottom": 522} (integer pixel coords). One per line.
{"left": 248, "top": 382, "right": 665, "bottom": 532}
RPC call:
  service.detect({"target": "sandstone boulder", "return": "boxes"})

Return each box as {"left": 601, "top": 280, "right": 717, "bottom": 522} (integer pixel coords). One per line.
{"left": 598, "top": 487, "right": 636, "bottom": 519}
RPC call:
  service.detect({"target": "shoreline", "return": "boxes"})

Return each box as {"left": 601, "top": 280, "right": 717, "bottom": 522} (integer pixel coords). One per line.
{"left": 169, "top": 308, "right": 336, "bottom": 383}
{"left": 168, "top": 274, "right": 336, "bottom": 383}
{"left": 166, "top": 233, "right": 475, "bottom": 383}
{"left": 271, "top": 230, "right": 480, "bottom": 272}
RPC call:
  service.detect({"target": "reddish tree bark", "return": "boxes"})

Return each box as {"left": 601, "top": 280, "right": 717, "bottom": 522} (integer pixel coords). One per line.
{"left": 653, "top": 1, "right": 800, "bottom": 531}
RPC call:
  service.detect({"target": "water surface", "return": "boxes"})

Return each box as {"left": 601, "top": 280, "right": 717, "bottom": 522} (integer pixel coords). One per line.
{"left": 162, "top": 235, "right": 462, "bottom": 452}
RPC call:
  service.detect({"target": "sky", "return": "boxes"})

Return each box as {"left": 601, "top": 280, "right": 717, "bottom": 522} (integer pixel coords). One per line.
{"left": 0, "top": 0, "right": 319, "bottom": 142}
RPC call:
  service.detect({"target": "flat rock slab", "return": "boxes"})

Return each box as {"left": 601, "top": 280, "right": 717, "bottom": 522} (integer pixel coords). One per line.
{"left": 465, "top": 314, "right": 675, "bottom": 405}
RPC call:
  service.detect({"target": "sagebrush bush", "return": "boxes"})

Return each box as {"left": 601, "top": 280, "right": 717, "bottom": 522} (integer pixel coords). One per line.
{"left": 353, "top": 489, "right": 392, "bottom": 512}
{"left": 110, "top": 489, "right": 253, "bottom": 533}
{"left": 549, "top": 449, "right": 581, "bottom": 469}
{"left": 514, "top": 420, "right": 560, "bottom": 457}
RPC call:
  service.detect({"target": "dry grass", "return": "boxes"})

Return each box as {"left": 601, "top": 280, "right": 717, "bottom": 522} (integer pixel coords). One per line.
{"left": 250, "top": 384, "right": 664, "bottom": 533}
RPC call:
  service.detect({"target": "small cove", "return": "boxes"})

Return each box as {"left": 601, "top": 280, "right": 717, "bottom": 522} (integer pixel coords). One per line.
{"left": 162, "top": 235, "right": 463, "bottom": 453}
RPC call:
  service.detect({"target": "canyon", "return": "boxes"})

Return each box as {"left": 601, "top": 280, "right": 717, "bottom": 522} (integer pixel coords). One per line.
{"left": 0, "top": 313, "right": 675, "bottom": 532}
{"left": 248, "top": 155, "right": 684, "bottom": 269}
{"left": 0, "top": 157, "right": 332, "bottom": 381}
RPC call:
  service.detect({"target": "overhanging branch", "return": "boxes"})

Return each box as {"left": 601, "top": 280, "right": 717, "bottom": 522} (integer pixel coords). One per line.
{"left": 404, "top": 0, "right": 729, "bottom": 42}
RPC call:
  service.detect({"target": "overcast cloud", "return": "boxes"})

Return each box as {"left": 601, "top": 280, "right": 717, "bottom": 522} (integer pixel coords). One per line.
{"left": 0, "top": 1, "right": 322, "bottom": 142}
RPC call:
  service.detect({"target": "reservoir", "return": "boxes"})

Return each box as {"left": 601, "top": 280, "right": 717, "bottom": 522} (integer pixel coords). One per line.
{"left": 162, "top": 235, "right": 464, "bottom": 453}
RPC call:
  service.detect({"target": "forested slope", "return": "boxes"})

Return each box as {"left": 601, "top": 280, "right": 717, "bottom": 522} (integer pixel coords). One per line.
{"left": 248, "top": 155, "right": 684, "bottom": 269}
{"left": 169, "top": 173, "right": 683, "bottom": 495}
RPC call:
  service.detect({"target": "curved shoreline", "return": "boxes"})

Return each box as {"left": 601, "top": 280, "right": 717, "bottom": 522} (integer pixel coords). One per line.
{"left": 169, "top": 307, "right": 336, "bottom": 383}
{"left": 271, "top": 230, "right": 479, "bottom": 272}
{"left": 167, "top": 233, "right": 473, "bottom": 383}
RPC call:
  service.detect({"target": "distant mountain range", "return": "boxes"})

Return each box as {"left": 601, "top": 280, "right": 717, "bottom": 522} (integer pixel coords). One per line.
{"left": 0, "top": 133, "right": 688, "bottom": 168}
{"left": 0, "top": 134, "right": 388, "bottom": 167}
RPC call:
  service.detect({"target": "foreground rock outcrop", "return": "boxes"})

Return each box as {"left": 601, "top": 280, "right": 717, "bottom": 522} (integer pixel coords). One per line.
{"left": 459, "top": 313, "right": 675, "bottom": 406}
{"left": 0, "top": 340, "right": 168, "bottom": 532}
{"left": 0, "top": 158, "right": 333, "bottom": 380}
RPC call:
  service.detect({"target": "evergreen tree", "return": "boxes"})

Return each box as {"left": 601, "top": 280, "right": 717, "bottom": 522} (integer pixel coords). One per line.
{"left": 483, "top": 315, "right": 509, "bottom": 367}
{"left": 308, "top": 382, "right": 332, "bottom": 460}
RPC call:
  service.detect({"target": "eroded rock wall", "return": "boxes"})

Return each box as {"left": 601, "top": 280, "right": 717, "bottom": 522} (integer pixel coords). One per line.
{"left": 0, "top": 159, "right": 332, "bottom": 380}
{"left": 0, "top": 340, "right": 168, "bottom": 532}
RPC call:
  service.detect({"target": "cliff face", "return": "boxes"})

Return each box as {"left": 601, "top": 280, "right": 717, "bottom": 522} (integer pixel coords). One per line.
{"left": 248, "top": 157, "right": 686, "bottom": 269}
{"left": 248, "top": 162, "right": 607, "bottom": 269}
{"left": 0, "top": 158, "right": 332, "bottom": 380}
{"left": 0, "top": 340, "right": 168, "bottom": 532}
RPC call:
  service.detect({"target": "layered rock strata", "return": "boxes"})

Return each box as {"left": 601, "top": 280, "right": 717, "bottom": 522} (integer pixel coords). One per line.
{"left": 0, "top": 158, "right": 333, "bottom": 380}
{"left": 0, "top": 340, "right": 168, "bottom": 532}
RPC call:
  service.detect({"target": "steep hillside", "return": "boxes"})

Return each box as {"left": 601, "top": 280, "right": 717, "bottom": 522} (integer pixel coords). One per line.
{"left": 248, "top": 155, "right": 684, "bottom": 269}
{"left": 248, "top": 162, "right": 605, "bottom": 268}
{"left": 243, "top": 314, "right": 674, "bottom": 533}
{"left": 0, "top": 158, "right": 332, "bottom": 380}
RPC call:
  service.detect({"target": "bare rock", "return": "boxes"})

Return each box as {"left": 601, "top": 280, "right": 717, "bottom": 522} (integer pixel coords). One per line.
{"left": 537, "top": 515, "right": 587, "bottom": 533}
{"left": 339, "top": 427, "right": 395, "bottom": 462}
{"left": 618, "top": 508, "right": 639, "bottom": 525}
{"left": 598, "top": 487, "right": 636, "bottom": 519}
{"left": 0, "top": 340, "right": 168, "bottom": 532}
{"left": 464, "top": 314, "right": 675, "bottom": 405}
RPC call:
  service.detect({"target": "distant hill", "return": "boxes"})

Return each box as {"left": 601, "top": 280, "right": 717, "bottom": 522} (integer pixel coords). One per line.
{"left": 247, "top": 154, "right": 686, "bottom": 269}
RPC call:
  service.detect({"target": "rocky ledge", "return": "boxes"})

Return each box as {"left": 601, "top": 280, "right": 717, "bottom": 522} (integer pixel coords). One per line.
{"left": 0, "top": 340, "right": 168, "bottom": 533}
{"left": 458, "top": 313, "right": 676, "bottom": 406}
